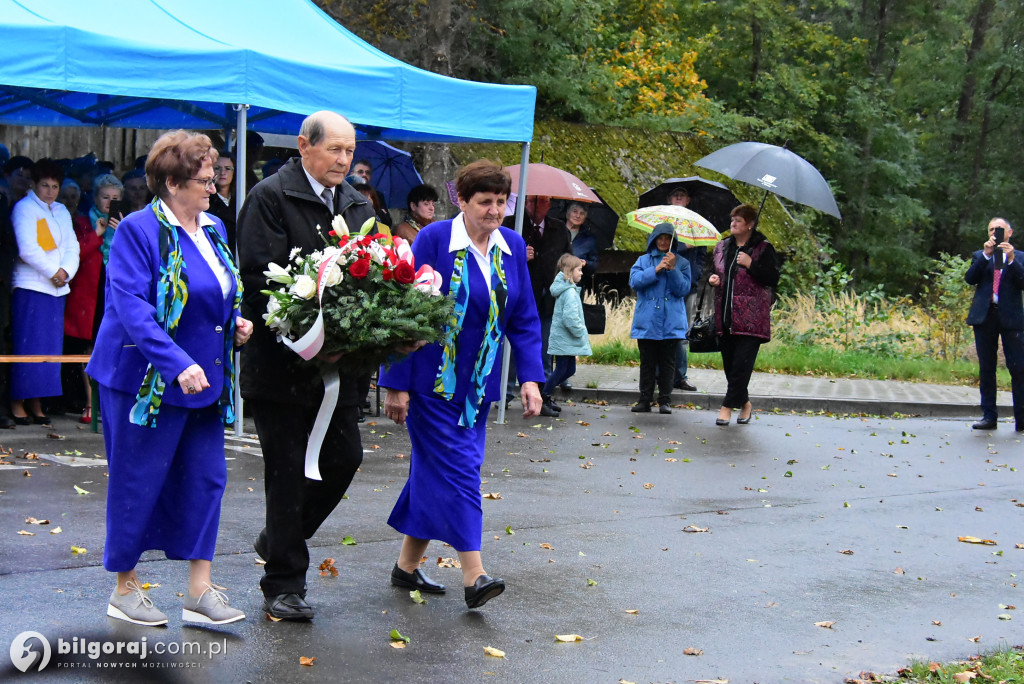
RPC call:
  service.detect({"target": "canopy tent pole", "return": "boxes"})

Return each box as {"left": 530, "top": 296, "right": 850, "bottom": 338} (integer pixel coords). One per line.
{"left": 233, "top": 103, "right": 249, "bottom": 436}
{"left": 496, "top": 141, "right": 531, "bottom": 424}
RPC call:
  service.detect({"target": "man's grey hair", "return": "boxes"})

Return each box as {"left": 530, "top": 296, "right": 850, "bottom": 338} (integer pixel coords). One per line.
{"left": 299, "top": 111, "right": 352, "bottom": 147}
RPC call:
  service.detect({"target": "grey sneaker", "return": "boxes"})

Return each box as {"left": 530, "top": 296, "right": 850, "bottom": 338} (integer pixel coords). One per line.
{"left": 182, "top": 583, "right": 245, "bottom": 625}
{"left": 107, "top": 580, "right": 168, "bottom": 626}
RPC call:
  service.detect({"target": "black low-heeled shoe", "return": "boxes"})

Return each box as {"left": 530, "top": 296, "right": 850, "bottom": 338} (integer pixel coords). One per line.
{"left": 391, "top": 564, "right": 446, "bottom": 594}
{"left": 715, "top": 417, "right": 730, "bottom": 426}
{"left": 32, "top": 415, "right": 51, "bottom": 426}
{"left": 464, "top": 574, "right": 504, "bottom": 609}
{"left": 12, "top": 416, "right": 31, "bottom": 426}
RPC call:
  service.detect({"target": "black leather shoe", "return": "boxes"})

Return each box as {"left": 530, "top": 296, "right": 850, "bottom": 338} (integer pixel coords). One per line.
{"left": 12, "top": 416, "right": 31, "bottom": 426}
{"left": 559, "top": 381, "right": 572, "bottom": 391}
{"left": 659, "top": 404, "right": 672, "bottom": 414}
{"left": 674, "top": 380, "right": 697, "bottom": 392}
{"left": 631, "top": 401, "right": 651, "bottom": 413}
{"left": 464, "top": 574, "right": 504, "bottom": 609}
{"left": 972, "top": 419, "right": 998, "bottom": 430}
{"left": 0, "top": 416, "right": 14, "bottom": 429}
{"left": 1017, "top": 424, "right": 1024, "bottom": 433}
{"left": 263, "top": 593, "right": 314, "bottom": 620}
{"left": 32, "top": 415, "right": 51, "bottom": 426}
{"left": 391, "top": 564, "right": 446, "bottom": 594}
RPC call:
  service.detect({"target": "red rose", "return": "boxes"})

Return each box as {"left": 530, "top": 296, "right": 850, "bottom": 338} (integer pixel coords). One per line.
{"left": 349, "top": 258, "right": 370, "bottom": 279}
{"left": 382, "top": 268, "right": 394, "bottom": 281}
{"left": 394, "top": 261, "right": 416, "bottom": 284}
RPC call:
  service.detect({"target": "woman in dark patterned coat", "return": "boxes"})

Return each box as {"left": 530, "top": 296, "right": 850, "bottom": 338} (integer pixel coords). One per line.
{"left": 708, "top": 204, "right": 779, "bottom": 426}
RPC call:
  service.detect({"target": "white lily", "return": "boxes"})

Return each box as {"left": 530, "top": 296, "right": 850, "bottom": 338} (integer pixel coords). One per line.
{"left": 264, "top": 262, "right": 293, "bottom": 284}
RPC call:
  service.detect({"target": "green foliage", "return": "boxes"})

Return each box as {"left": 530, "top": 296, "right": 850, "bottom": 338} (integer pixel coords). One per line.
{"left": 920, "top": 252, "right": 972, "bottom": 360}
{"left": 899, "top": 645, "right": 1024, "bottom": 683}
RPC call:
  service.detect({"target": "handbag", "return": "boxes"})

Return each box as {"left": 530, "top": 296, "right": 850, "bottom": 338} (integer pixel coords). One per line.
{"left": 686, "top": 284, "right": 720, "bottom": 354}
{"left": 582, "top": 302, "right": 606, "bottom": 335}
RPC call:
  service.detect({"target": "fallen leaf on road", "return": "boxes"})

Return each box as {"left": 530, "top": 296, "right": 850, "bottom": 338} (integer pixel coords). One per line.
{"left": 967, "top": 635, "right": 981, "bottom": 642}
{"left": 390, "top": 628, "right": 410, "bottom": 644}
{"left": 299, "top": 656, "right": 316, "bottom": 666}
{"left": 25, "top": 517, "right": 49, "bottom": 525}
{"left": 254, "top": 558, "right": 266, "bottom": 565}
{"left": 389, "top": 641, "right": 406, "bottom": 649}
{"left": 665, "top": 458, "right": 678, "bottom": 462}
{"left": 958, "top": 536, "right": 997, "bottom": 545}
{"left": 643, "top": 483, "right": 654, "bottom": 489}
{"left": 437, "top": 557, "right": 461, "bottom": 568}
{"left": 576, "top": 421, "right": 590, "bottom": 426}
{"left": 318, "top": 558, "right": 339, "bottom": 577}
{"left": 683, "top": 647, "right": 703, "bottom": 656}
{"left": 483, "top": 646, "right": 505, "bottom": 658}
{"left": 50, "top": 527, "right": 61, "bottom": 534}
{"left": 997, "top": 613, "right": 1012, "bottom": 620}
{"left": 483, "top": 492, "right": 502, "bottom": 499}
{"left": 73, "top": 485, "right": 90, "bottom": 495}
{"left": 23, "top": 471, "right": 30, "bottom": 477}
{"left": 975, "top": 506, "right": 984, "bottom": 512}
{"left": 1017, "top": 544, "right": 1024, "bottom": 549}
{"left": 409, "top": 590, "right": 425, "bottom": 604}
{"left": 625, "top": 609, "right": 639, "bottom": 614}
{"left": 682, "top": 525, "right": 709, "bottom": 533}
{"left": 539, "top": 543, "right": 554, "bottom": 550}
{"left": 341, "top": 536, "right": 356, "bottom": 545}
{"left": 814, "top": 621, "right": 835, "bottom": 629}
{"left": 838, "top": 550, "right": 854, "bottom": 555}
{"left": 694, "top": 679, "right": 728, "bottom": 684}
{"left": 71, "top": 545, "right": 86, "bottom": 554}
{"left": 516, "top": 432, "right": 528, "bottom": 438}
{"left": 894, "top": 567, "right": 906, "bottom": 575}
{"left": 586, "top": 578, "right": 597, "bottom": 586}
{"left": 139, "top": 582, "right": 160, "bottom": 589}
{"left": 554, "top": 634, "right": 583, "bottom": 642}
{"left": 932, "top": 620, "right": 942, "bottom": 626}
{"left": 951, "top": 672, "right": 976, "bottom": 682}
{"left": 17, "top": 530, "right": 35, "bottom": 536}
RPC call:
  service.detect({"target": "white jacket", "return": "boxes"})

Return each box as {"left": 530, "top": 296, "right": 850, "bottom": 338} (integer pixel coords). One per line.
{"left": 11, "top": 189, "right": 80, "bottom": 296}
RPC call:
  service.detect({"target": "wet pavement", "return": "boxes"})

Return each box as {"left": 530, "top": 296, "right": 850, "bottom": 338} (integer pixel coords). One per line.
{"left": 0, "top": 367, "right": 1020, "bottom": 683}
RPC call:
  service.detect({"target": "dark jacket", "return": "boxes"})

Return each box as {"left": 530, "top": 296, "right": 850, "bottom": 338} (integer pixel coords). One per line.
{"left": 237, "top": 157, "right": 374, "bottom": 405}
{"left": 511, "top": 214, "right": 571, "bottom": 317}
{"left": 629, "top": 223, "right": 691, "bottom": 340}
{"left": 965, "top": 250, "right": 1024, "bottom": 329}
{"left": 569, "top": 224, "right": 599, "bottom": 278}
{"left": 712, "top": 230, "right": 778, "bottom": 340}
{"left": 205, "top": 192, "right": 237, "bottom": 252}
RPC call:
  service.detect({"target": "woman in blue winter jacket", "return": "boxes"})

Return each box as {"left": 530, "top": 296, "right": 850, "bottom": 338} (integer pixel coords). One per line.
{"left": 541, "top": 254, "right": 592, "bottom": 416}
{"left": 629, "top": 222, "right": 691, "bottom": 414}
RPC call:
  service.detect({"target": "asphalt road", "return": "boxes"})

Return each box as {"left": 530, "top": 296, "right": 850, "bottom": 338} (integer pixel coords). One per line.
{"left": 0, "top": 404, "right": 1020, "bottom": 683}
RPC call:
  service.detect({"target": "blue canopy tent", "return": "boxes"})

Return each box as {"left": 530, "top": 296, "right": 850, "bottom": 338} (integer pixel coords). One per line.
{"left": 1, "top": 0, "right": 538, "bottom": 424}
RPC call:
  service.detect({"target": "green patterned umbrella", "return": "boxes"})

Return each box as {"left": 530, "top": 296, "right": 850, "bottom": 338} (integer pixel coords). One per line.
{"left": 625, "top": 205, "right": 722, "bottom": 247}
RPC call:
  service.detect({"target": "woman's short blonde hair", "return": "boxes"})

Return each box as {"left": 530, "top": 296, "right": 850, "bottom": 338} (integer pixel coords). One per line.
{"left": 145, "top": 130, "right": 218, "bottom": 199}
{"left": 556, "top": 252, "right": 584, "bottom": 279}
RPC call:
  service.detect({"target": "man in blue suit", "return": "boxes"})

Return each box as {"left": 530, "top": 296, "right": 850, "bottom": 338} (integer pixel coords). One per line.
{"left": 965, "top": 217, "right": 1024, "bottom": 431}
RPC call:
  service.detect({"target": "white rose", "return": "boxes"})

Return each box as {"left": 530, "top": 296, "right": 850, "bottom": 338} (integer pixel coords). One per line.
{"left": 291, "top": 274, "right": 317, "bottom": 300}
{"left": 331, "top": 214, "right": 350, "bottom": 237}
{"left": 325, "top": 263, "right": 343, "bottom": 287}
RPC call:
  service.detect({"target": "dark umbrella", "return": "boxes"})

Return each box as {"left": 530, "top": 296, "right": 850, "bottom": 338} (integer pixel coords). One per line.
{"left": 549, "top": 188, "right": 619, "bottom": 252}
{"left": 638, "top": 176, "right": 740, "bottom": 232}
{"left": 353, "top": 140, "right": 423, "bottom": 209}
{"left": 695, "top": 142, "right": 841, "bottom": 219}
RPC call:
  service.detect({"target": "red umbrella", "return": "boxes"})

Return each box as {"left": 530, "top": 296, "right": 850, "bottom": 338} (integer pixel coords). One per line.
{"left": 504, "top": 163, "right": 601, "bottom": 203}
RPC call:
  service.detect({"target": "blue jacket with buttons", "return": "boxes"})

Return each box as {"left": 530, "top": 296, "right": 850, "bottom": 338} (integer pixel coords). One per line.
{"left": 629, "top": 223, "right": 691, "bottom": 341}
{"left": 86, "top": 206, "right": 239, "bottom": 409}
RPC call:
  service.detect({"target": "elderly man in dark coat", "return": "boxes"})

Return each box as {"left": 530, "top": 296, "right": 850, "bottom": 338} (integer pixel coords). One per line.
{"left": 237, "top": 111, "right": 374, "bottom": 621}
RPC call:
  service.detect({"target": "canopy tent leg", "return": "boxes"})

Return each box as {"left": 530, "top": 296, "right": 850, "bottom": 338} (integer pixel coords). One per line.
{"left": 496, "top": 141, "right": 531, "bottom": 425}
{"left": 233, "top": 103, "right": 249, "bottom": 437}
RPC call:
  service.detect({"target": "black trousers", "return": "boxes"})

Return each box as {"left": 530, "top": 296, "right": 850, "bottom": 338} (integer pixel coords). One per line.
{"left": 638, "top": 339, "right": 678, "bottom": 405}
{"left": 973, "top": 304, "right": 1024, "bottom": 425}
{"left": 720, "top": 333, "right": 762, "bottom": 409}
{"left": 250, "top": 398, "right": 363, "bottom": 598}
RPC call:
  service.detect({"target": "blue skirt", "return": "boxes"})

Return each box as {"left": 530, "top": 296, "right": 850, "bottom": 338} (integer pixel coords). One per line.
{"left": 100, "top": 385, "right": 227, "bottom": 572}
{"left": 388, "top": 392, "right": 489, "bottom": 552}
{"left": 10, "top": 288, "right": 64, "bottom": 400}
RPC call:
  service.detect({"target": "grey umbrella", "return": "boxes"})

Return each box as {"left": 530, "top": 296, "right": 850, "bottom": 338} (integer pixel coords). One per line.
{"left": 695, "top": 142, "right": 841, "bottom": 219}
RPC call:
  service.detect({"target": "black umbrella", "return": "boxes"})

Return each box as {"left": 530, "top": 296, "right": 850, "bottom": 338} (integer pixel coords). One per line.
{"left": 549, "top": 187, "right": 619, "bottom": 252}
{"left": 638, "top": 176, "right": 740, "bottom": 232}
{"left": 695, "top": 142, "right": 841, "bottom": 219}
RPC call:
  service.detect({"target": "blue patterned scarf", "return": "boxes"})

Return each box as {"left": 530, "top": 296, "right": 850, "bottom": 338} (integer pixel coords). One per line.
{"left": 130, "top": 198, "right": 243, "bottom": 427}
{"left": 434, "top": 245, "right": 507, "bottom": 428}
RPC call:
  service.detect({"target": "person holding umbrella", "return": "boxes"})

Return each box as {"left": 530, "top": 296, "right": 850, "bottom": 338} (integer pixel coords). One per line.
{"left": 708, "top": 204, "right": 779, "bottom": 425}
{"left": 629, "top": 222, "right": 691, "bottom": 414}
{"left": 666, "top": 187, "right": 706, "bottom": 393}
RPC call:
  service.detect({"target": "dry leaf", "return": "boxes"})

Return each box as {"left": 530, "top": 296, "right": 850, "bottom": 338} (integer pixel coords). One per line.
{"left": 928, "top": 662, "right": 942, "bottom": 672}
{"left": 50, "top": 527, "right": 62, "bottom": 534}
{"left": 70, "top": 545, "right": 87, "bottom": 554}
{"left": 539, "top": 543, "right": 554, "bottom": 550}
{"left": 17, "top": 530, "right": 35, "bottom": 536}
{"left": 693, "top": 680, "right": 729, "bottom": 684}
{"left": 25, "top": 517, "right": 49, "bottom": 525}
{"left": 516, "top": 432, "right": 528, "bottom": 438}
{"left": 682, "top": 525, "right": 709, "bottom": 533}
{"left": 932, "top": 620, "right": 942, "bottom": 626}
{"left": 318, "top": 558, "right": 339, "bottom": 577}
{"left": 73, "top": 484, "right": 90, "bottom": 495}
{"left": 894, "top": 567, "right": 906, "bottom": 575}
{"left": 625, "top": 609, "right": 639, "bottom": 614}
{"left": 814, "top": 621, "right": 835, "bottom": 629}
{"left": 22, "top": 471, "right": 30, "bottom": 477}
{"left": 838, "top": 549, "right": 854, "bottom": 555}
{"left": 483, "top": 492, "right": 502, "bottom": 500}
{"left": 437, "top": 557, "right": 461, "bottom": 568}
{"left": 265, "top": 613, "right": 282, "bottom": 622}
{"left": 483, "top": 646, "right": 505, "bottom": 658}
{"left": 968, "top": 635, "right": 981, "bottom": 642}
{"left": 554, "top": 634, "right": 583, "bottom": 642}
{"left": 643, "top": 483, "right": 654, "bottom": 489}
{"left": 665, "top": 458, "right": 678, "bottom": 462}
{"left": 299, "top": 656, "right": 316, "bottom": 666}
{"left": 139, "top": 582, "right": 160, "bottom": 589}
{"left": 951, "top": 672, "right": 976, "bottom": 683}
{"left": 683, "top": 647, "right": 703, "bottom": 656}
{"left": 389, "top": 641, "right": 407, "bottom": 649}
{"left": 958, "top": 536, "right": 997, "bottom": 545}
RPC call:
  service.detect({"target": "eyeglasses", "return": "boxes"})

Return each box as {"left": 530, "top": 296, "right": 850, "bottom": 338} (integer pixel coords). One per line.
{"left": 190, "top": 177, "right": 217, "bottom": 190}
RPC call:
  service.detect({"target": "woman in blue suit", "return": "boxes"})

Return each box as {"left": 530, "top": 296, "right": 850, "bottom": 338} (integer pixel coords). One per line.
{"left": 86, "top": 131, "right": 253, "bottom": 627}
{"left": 380, "top": 160, "right": 545, "bottom": 609}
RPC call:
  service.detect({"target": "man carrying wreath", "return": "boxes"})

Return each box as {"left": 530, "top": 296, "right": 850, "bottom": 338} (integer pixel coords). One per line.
{"left": 237, "top": 111, "right": 374, "bottom": 621}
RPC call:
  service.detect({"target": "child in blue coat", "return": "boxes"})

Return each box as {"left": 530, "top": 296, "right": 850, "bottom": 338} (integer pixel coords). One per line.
{"left": 541, "top": 254, "right": 592, "bottom": 416}
{"left": 629, "top": 222, "right": 691, "bottom": 413}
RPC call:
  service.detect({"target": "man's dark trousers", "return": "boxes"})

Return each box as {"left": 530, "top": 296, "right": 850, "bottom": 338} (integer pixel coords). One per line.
{"left": 973, "top": 303, "right": 1024, "bottom": 426}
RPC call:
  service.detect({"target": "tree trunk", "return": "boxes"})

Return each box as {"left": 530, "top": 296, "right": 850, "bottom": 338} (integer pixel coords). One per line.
{"left": 750, "top": 16, "right": 762, "bottom": 95}
{"left": 950, "top": 0, "right": 996, "bottom": 154}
